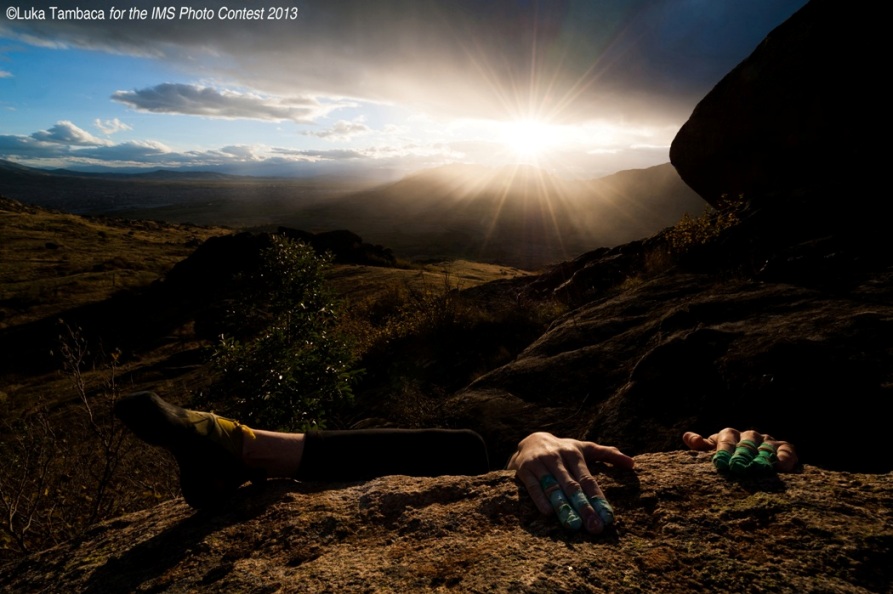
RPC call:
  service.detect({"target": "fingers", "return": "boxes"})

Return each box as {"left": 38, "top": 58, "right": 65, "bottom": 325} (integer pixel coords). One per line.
{"left": 510, "top": 433, "right": 627, "bottom": 534}
{"left": 540, "top": 475, "right": 583, "bottom": 531}
{"left": 581, "top": 442, "right": 635, "bottom": 470}
{"left": 705, "top": 427, "right": 740, "bottom": 471}
{"left": 542, "top": 454, "right": 595, "bottom": 532}
{"left": 770, "top": 440, "right": 798, "bottom": 472}
{"left": 543, "top": 467, "right": 615, "bottom": 534}
{"left": 515, "top": 462, "right": 557, "bottom": 516}
{"left": 729, "top": 429, "right": 761, "bottom": 472}
{"left": 565, "top": 454, "right": 609, "bottom": 533}
{"left": 685, "top": 428, "right": 798, "bottom": 474}
{"left": 570, "top": 442, "right": 629, "bottom": 532}
{"left": 683, "top": 431, "right": 717, "bottom": 451}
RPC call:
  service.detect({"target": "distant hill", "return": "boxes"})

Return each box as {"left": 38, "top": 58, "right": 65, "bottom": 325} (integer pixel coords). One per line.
{"left": 0, "top": 159, "right": 242, "bottom": 181}
{"left": 290, "top": 162, "right": 704, "bottom": 268}
{"left": 0, "top": 159, "right": 367, "bottom": 217}
{"left": 0, "top": 159, "right": 704, "bottom": 268}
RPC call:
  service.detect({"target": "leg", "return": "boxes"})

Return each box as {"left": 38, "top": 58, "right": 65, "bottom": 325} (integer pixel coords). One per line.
{"left": 242, "top": 429, "right": 306, "bottom": 478}
{"left": 114, "top": 391, "right": 263, "bottom": 509}
{"left": 116, "top": 391, "right": 490, "bottom": 509}
{"left": 295, "top": 428, "right": 490, "bottom": 481}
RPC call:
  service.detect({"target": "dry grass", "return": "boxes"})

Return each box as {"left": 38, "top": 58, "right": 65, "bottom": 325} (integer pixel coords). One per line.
{"left": 325, "top": 260, "right": 531, "bottom": 301}
{"left": 0, "top": 198, "right": 228, "bottom": 329}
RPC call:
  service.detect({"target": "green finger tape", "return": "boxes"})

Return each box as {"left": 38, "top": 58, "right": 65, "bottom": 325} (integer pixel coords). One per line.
{"left": 569, "top": 490, "right": 590, "bottom": 514}
{"left": 730, "top": 439, "right": 758, "bottom": 473}
{"left": 750, "top": 443, "right": 778, "bottom": 473}
{"left": 712, "top": 449, "right": 732, "bottom": 471}
{"left": 589, "top": 497, "right": 615, "bottom": 526}
{"left": 548, "top": 488, "right": 582, "bottom": 531}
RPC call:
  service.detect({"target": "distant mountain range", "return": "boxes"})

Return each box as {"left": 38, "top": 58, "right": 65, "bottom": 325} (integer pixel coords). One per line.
{"left": 0, "top": 158, "right": 239, "bottom": 181}
{"left": 0, "top": 159, "right": 704, "bottom": 268}
{"left": 291, "top": 163, "right": 705, "bottom": 267}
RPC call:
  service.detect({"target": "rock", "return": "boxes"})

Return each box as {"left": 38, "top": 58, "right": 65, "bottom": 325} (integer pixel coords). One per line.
{"left": 2, "top": 456, "right": 889, "bottom": 593}
{"left": 670, "top": 0, "right": 879, "bottom": 207}
{"left": 454, "top": 268, "right": 893, "bottom": 472}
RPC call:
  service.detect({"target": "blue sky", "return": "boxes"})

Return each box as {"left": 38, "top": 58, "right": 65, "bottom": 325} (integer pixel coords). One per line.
{"left": 0, "top": 0, "right": 808, "bottom": 179}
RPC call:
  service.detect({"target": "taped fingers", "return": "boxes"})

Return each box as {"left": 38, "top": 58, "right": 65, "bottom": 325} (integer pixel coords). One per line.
{"left": 516, "top": 465, "right": 554, "bottom": 516}
{"left": 729, "top": 439, "right": 759, "bottom": 473}
{"left": 568, "top": 490, "right": 592, "bottom": 522}
{"left": 711, "top": 428, "right": 741, "bottom": 471}
{"left": 750, "top": 442, "right": 778, "bottom": 472}
{"left": 541, "top": 474, "right": 582, "bottom": 531}
{"left": 589, "top": 497, "right": 615, "bottom": 526}
{"left": 712, "top": 449, "right": 732, "bottom": 471}
{"left": 711, "top": 440, "right": 738, "bottom": 471}
{"left": 692, "top": 428, "right": 797, "bottom": 474}
{"left": 730, "top": 432, "right": 795, "bottom": 474}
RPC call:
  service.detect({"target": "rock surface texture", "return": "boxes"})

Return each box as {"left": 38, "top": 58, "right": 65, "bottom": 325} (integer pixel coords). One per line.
{"left": 454, "top": 262, "right": 893, "bottom": 472}
{"left": 1, "top": 455, "right": 890, "bottom": 593}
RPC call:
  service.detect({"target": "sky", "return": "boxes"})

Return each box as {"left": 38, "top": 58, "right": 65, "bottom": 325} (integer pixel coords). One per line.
{"left": 0, "top": 0, "right": 809, "bottom": 180}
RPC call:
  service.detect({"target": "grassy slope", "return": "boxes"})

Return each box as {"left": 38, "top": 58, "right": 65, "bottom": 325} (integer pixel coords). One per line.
{"left": 0, "top": 198, "right": 229, "bottom": 329}
{"left": 0, "top": 196, "right": 532, "bottom": 417}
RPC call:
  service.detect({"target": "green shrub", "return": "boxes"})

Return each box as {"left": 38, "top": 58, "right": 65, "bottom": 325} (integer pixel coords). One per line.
{"left": 211, "top": 236, "right": 359, "bottom": 431}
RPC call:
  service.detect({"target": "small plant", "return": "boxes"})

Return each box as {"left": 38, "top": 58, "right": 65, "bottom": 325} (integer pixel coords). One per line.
{"left": 666, "top": 194, "right": 743, "bottom": 254}
{"left": 0, "top": 323, "right": 175, "bottom": 560}
{"left": 211, "top": 236, "right": 359, "bottom": 431}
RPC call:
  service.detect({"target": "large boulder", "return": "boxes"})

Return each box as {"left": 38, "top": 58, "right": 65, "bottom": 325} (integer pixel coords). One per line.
{"left": 670, "top": 0, "right": 877, "bottom": 207}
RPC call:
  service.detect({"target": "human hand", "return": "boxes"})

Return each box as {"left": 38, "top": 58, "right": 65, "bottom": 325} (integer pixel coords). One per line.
{"left": 507, "top": 432, "right": 635, "bottom": 534}
{"left": 683, "top": 428, "right": 798, "bottom": 473}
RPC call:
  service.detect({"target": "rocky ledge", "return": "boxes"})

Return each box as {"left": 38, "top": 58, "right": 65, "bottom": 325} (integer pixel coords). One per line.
{"left": 2, "top": 452, "right": 889, "bottom": 593}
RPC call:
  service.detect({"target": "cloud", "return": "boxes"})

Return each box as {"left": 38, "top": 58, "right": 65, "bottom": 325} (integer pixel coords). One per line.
{"left": 112, "top": 83, "right": 347, "bottom": 123}
{"left": 1, "top": 1, "right": 808, "bottom": 125}
{"left": 0, "top": 134, "right": 69, "bottom": 157}
{"left": 2, "top": 122, "right": 375, "bottom": 168}
{"left": 304, "top": 119, "right": 371, "bottom": 141}
{"left": 31, "top": 121, "right": 113, "bottom": 146}
{"left": 94, "top": 118, "right": 132, "bottom": 135}
{"left": 218, "top": 145, "right": 262, "bottom": 160}
{"left": 0, "top": 70, "right": 11, "bottom": 78}
{"left": 272, "top": 148, "right": 366, "bottom": 161}
{"left": 1, "top": 120, "right": 667, "bottom": 179}
{"left": 76, "top": 140, "right": 172, "bottom": 162}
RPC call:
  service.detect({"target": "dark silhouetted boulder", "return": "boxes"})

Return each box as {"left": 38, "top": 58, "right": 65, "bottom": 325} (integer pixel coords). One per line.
{"left": 670, "top": 0, "right": 878, "bottom": 207}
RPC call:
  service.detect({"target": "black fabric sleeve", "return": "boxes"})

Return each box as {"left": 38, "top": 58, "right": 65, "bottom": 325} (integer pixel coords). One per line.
{"left": 294, "top": 428, "right": 490, "bottom": 482}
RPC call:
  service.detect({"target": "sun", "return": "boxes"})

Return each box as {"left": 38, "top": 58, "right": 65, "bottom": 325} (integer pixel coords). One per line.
{"left": 500, "top": 119, "right": 566, "bottom": 162}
